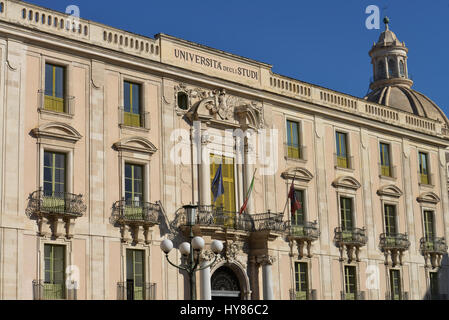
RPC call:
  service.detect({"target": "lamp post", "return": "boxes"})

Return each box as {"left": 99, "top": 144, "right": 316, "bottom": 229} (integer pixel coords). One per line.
{"left": 160, "top": 204, "right": 223, "bottom": 300}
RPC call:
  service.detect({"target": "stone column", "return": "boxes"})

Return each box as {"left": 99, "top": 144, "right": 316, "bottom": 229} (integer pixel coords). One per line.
{"left": 199, "top": 126, "right": 211, "bottom": 206}
{"left": 249, "top": 256, "right": 260, "bottom": 300}
{"left": 199, "top": 251, "right": 214, "bottom": 300}
{"left": 257, "top": 255, "right": 275, "bottom": 300}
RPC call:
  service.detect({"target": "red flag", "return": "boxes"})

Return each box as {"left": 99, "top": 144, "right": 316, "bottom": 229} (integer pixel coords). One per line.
{"left": 288, "top": 181, "right": 302, "bottom": 216}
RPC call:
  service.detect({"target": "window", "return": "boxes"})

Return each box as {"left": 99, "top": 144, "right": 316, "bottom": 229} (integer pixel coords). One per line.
{"left": 44, "top": 63, "right": 66, "bottom": 113}
{"left": 380, "top": 143, "right": 392, "bottom": 177}
{"left": 287, "top": 120, "right": 301, "bottom": 159}
{"left": 124, "top": 163, "right": 144, "bottom": 219}
{"left": 294, "top": 262, "right": 309, "bottom": 300}
{"left": 340, "top": 197, "right": 353, "bottom": 231}
{"left": 126, "top": 249, "right": 145, "bottom": 300}
{"left": 344, "top": 266, "right": 357, "bottom": 300}
{"left": 43, "top": 151, "right": 66, "bottom": 211}
{"left": 384, "top": 204, "right": 397, "bottom": 236}
{"left": 419, "top": 152, "right": 429, "bottom": 184}
{"left": 336, "top": 132, "right": 349, "bottom": 168}
{"left": 377, "top": 60, "right": 385, "bottom": 79}
{"left": 210, "top": 154, "right": 236, "bottom": 217}
{"left": 292, "top": 190, "right": 305, "bottom": 226}
{"left": 399, "top": 61, "right": 405, "bottom": 77}
{"left": 388, "top": 59, "right": 396, "bottom": 77}
{"left": 390, "top": 270, "right": 402, "bottom": 300}
{"left": 44, "top": 244, "right": 66, "bottom": 300}
{"left": 177, "top": 92, "right": 189, "bottom": 110}
{"left": 423, "top": 210, "right": 435, "bottom": 241}
{"left": 429, "top": 272, "right": 439, "bottom": 300}
{"left": 124, "top": 81, "right": 142, "bottom": 127}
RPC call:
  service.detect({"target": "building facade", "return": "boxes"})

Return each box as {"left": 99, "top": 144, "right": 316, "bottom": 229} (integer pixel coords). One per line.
{"left": 0, "top": 1, "right": 448, "bottom": 300}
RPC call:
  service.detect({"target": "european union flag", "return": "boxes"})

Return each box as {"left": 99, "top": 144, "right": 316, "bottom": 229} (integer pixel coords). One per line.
{"left": 211, "top": 164, "right": 225, "bottom": 202}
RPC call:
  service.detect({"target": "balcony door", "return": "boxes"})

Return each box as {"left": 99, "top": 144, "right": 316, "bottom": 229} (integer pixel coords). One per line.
{"left": 294, "top": 262, "right": 309, "bottom": 300}
{"left": 124, "top": 163, "right": 144, "bottom": 219}
{"left": 124, "top": 81, "right": 142, "bottom": 127}
{"left": 126, "top": 249, "right": 145, "bottom": 300}
{"left": 380, "top": 143, "right": 391, "bottom": 177}
{"left": 336, "top": 132, "right": 348, "bottom": 168}
{"left": 210, "top": 154, "right": 236, "bottom": 213}
{"left": 340, "top": 197, "right": 354, "bottom": 240}
{"left": 43, "top": 151, "right": 66, "bottom": 211}
{"left": 44, "top": 244, "right": 66, "bottom": 300}
{"left": 384, "top": 204, "right": 397, "bottom": 245}
{"left": 390, "top": 269, "right": 401, "bottom": 300}
{"left": 44, "top": 63, "right": 65, "bottom": 113}
{"left": 344, "top": 266, "right": 357, "bottom": 300}
{"left": 423, "top": 211, "right": 435, "bottom": 241}
{"left": 287, "top": 120, "right": 301, "bottom": 159}
{"left": 419, "top": 152, "right": 429, "bottom": 184}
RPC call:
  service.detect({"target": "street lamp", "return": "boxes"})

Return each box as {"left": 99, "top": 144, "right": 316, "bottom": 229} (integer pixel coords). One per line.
{"left": 161, "top": 204, "right": 223, "bottom": 300}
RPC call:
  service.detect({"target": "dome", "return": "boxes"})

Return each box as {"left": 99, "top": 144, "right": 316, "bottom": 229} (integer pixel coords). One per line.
{"left": 376, "top": 29, "right": 401, "bottom": 47}
{"left": 365, "top": 85, "right": 449, "bottom": 127}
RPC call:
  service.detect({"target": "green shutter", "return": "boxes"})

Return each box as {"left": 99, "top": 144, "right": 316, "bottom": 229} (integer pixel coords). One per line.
{"left": 43, "top": 151, "right": 66, "bottom": 211}
{"left": 44, "top": 244, "right": 65, "bottom": 300}
{"left": 124, "top": 163, "right": 144, "bottom": 219}
{"left": 44, "top": 63, "right": 65, "bottom": 113}
{"left": 340, "top": 197, "right": 353, "bottom": 235}
{"left": 384, "top": 205, "right": 397, "bottom": 240}
{"left": 294, "top": 262, "right": 309, "bottom": 300}
{"left": 424, "top": 211, "right": 435, "bottom": 242}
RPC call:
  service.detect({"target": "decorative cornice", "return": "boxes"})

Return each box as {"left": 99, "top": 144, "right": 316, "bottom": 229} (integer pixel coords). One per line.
{"left": 377, "top": 185, "right": 403, "bottom": 198}
{"left": 417, "top": 192, "right": 441, "bottom": 204}
{"left": 281, "top": 167, "right": 314, "bottom": 183}
{"left": 31, "top": 122, "right": 82, "bottom": 143}
{"left": 332, "top": 176, "right": 361, "bottom": 191}
{"left": 113, "top": 136, "right": 158, "bottom": 155}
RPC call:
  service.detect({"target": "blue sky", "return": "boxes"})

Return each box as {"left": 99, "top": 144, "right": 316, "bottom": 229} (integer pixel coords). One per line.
{"left": 26, "top": 0, "right": 449, "bottom": 115}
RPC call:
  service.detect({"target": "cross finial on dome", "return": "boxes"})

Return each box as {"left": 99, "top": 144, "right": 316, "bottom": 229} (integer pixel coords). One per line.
{"left": 384, "top": 16, "right": 390, "bottom": 30}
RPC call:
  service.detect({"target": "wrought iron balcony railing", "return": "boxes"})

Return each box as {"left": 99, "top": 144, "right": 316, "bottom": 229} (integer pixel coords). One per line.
{"left": 289, "top": 288, "right": 317, "bottom": 300}
{"left": 33, "top": 280, "right": 77, "bottom": 300}
{"left": 119, "top": 107, "right": 150, "bottom": 129}
{"left": 27, "top": 190, "right": 86, "bottom": 218}
{"left": 379, "top": 233, "right": 410, "bottom": 251}
{"left": 38, "top": 90, "right": 75, "bottom": 115}
{"left": 251, "top": 211, "right": 285, "bottom": 233}
{"left": 117, "top": 281, "right": 157, "bottom": 300}
{"left": 285, "top": 221, "right": 320, "bottom": 241}
{"left": 284, "top": 144, "right": 307, "bottom": 161}
{"left": 420, "top": 237, "right": 448, "bottom": 255}
{"left": 334, "top": 227, "right": 367, "bottom": 247}
{"left": 385, "top": 291, "right": 409, "bottom": 300}
{"left": 112, "top": 199, "right": 160, "bottom": 225}
{"left": 340, "top": 291, "right": 366, "bottom": 300}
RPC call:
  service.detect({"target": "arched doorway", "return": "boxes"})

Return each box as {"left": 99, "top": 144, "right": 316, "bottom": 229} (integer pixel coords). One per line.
{"left": 211, "top": 266, "right": 242, "bottom": 300}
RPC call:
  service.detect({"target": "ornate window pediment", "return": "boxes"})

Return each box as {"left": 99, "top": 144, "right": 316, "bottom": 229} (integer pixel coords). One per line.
{"left": 281, "top": 167, "right": 314, "bottom": 183}
{"left": 31, "top": 122, "right": 82, "bottom": 143}
{"left": 417, "top": 192, "right": 441, "bottom": 204}
{"left": 113, "top": 136, "right": 157, "bottom": 155}
{"left": 332, "top": 176, "right": 361, "bottom": 191}
{"left": 377, "top": 185, "right": 403, "bottom": 198}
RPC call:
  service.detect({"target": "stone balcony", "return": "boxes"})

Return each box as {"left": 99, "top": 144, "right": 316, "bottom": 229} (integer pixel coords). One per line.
{"left": 420, "top": 237, "right": 448, "bottom": 269}
{"left": 26, "top": 189, "right": 86, "bottom": 239}
{"left": 286, "top": 221, "right": 320, "bottom": 258}
{"left": 111, "top": 199, "right": 161, "bottom": 244}
{"left": 334, "top": 227, "right": 367, "bottom": 263}
{"left": 379, "top": 233, "right": 410, "bottom": 267}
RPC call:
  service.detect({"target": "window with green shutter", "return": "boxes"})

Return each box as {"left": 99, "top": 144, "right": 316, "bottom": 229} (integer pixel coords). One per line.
{"left": 419, "top": 152, "right": 429, "bottom": 184}
{"left": 344, "top": 266, "right": 357, "bottom": 300}
{"left": 340, "top": 197, "right": 354, "bottom": 241}
{"left": 126, "top": 249, "right": 145, "bottom": 300}
{"left": 291, "top": 190, "right": 305, "bottom": 236}
{"left": 423, "top": 211, "right": 435, "bottom": 242}
{"left": 124, "top": 81, "right": 142, "bottom": 127}
{"left": 294, "top": 262, "right": 309, "bottom": 300}
{"left": 44, "top": 244, "right": 66, "bottom": 300}
{"left": 380, "top": 143, "right": 392, "bottom": 177}
{"left": 390, "top": 269, "right": 401, "bottom": 300}
{"left": 287, "top": 120, "right": 301, "bottom": 159}
{"left": 336, "top": 132, "right": 348, "bottom": 168}
{"left": 384, "top": 204, "right": 397, "bottom": 237}
{"left": 45, "top": 63, "right": 66, "bottom": 113}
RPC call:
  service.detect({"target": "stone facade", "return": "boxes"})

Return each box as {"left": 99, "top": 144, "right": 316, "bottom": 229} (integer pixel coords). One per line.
{"left": 0, "top": 1, "right": 448, "bottom": 300}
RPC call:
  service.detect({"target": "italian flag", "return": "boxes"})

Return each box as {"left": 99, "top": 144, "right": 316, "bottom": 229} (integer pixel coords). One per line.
{"left": 239, "top": 169, "right": 256, "bottom": 215}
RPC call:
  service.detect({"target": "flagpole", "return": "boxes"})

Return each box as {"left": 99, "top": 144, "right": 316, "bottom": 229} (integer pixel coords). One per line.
{"left": 282, "top": 172, "right": 298, "bottom": 223}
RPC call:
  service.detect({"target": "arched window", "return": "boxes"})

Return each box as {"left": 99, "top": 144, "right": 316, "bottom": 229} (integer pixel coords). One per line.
{"left": 388, "top": 59, "right": 396, "bottom": 77}
{"left": 177, "top": 92, "right": 189, "bottom": 110}
{"left": 399, "top": 60, "right": 405, "bottom": 77}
